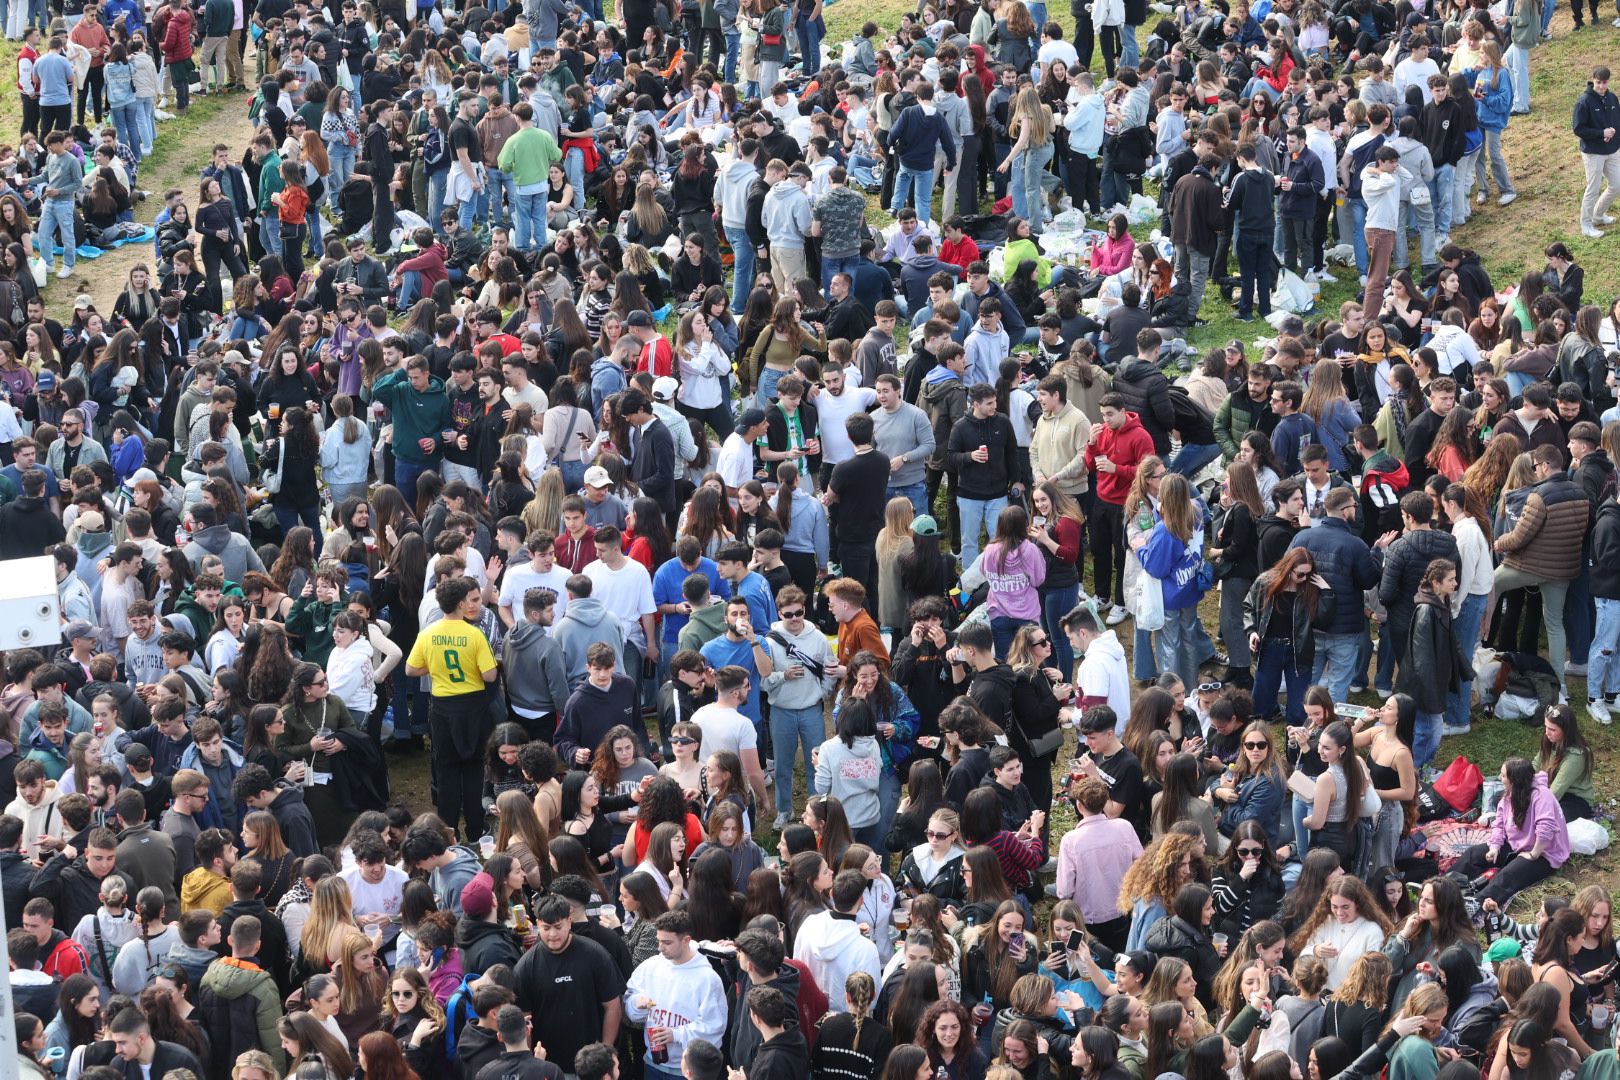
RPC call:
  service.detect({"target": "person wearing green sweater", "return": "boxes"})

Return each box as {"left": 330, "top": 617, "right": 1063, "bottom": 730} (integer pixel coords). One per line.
{"left": 367, "top": 355, "right": 452, "bottom": 499}
{"left": 1386, "top": 984, "right": 1453, "bottom": 1080}
{"left": 284, "top": 566, "right": 347, "bottom": 668}
{"left": 497, "top": 102, "right": 562, "bottom": 254}
{"left": 1535, "top": 704, "right": 1598, "bottom": 821}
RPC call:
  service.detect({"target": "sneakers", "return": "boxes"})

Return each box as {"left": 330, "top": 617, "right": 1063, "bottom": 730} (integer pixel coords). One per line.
{"left": 1590, "top": 700, "right": 1614, "bottom": 727}
{"left": 1601, "top": 215, "right": 1617, "bottom": 226}
{"left": 1476, "top": 190, "right": 1488, "bottom": 206}
{"left": 1105, "top": 605, "right": 1130, "bottom": 627}
{"left": 1308, "top": 268, "right": 1336, "bottom": 282}
{"left": 773, "top": 812, "right": 790, "bottom": 831}
{"left": 1498, "top": 192, "right": 1518, "bottom": 206}
{"left": 1442, "top": 723, "right": 1472, "bottom": 737}
{"left": 1583, "top": 224, "right": 1605, "bottom": 238}
{"left": 55, "top": 266, "right": 71, "bottom": 279}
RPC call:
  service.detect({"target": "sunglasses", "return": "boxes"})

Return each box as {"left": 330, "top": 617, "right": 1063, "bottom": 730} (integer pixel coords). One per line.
{"left": 1236, "top": 846, "right": 1265, "bottom": 857}
{"left": 1244, "top": 740, "right": 1270, "bottom": 750}
{"left": 1198, "top": 681, "right": 1223, "bottom": 692}
{"left": 1029, "top": 637, "right": 1050, "bottom": 648}
{"left": 925, "top": 829, "right": 955, "bottom": 840}
{"left": 391, "top": 989, "right": 415, "bottom": 998}
{"left": 780, "top": 609, "right": 805, "bottom": 618}
{"left": 671, "top": 737, "right": 697, "bottom": 746}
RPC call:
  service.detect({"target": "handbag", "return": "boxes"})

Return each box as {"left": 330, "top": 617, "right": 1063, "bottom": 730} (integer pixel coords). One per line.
{"left": 264, "top": 438, "right": 286, "bottom": 495}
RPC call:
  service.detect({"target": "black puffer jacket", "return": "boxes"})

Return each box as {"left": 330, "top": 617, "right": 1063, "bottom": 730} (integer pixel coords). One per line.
{"left": 1142, "top": 915, "right": 1222, "bottom": 1008}
{"left": 1112, "top": 357, "right": 1176, "bottom": 456}
{"left": 1377, "top": 528, "right": 1459, "bottom": 630}
{"left": 1594, "top": 500, "right": 1620, "bottom": 600}
{"left": 897, "top": 845, "right": 967, "bottom": 905}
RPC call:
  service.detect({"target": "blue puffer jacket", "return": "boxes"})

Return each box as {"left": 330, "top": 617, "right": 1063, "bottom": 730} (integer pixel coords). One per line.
{"left": 1465, "top": 68, "right": 1514, "bottom": 133}
{"left": 1219, "top": 773, "right": 1283, "bottom": 845}
{"left": 1288, "top": 517, "right": 1381, "bottom": 636}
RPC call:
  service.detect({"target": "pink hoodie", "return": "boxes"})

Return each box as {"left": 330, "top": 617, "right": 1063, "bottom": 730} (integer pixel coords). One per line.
{"left": 1090, "top": 231, "right": 1135, "bottom": 276}
{"left": 1487, "top": 771, "right": 1570, "bottom": 869}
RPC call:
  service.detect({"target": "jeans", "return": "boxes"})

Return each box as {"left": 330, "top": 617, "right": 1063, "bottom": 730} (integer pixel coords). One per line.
{"left": 892, "top": 163, "right": 936, "bottom": 223}
{"left": 991, "top": 615, "right": 1035, "bottom": 660}
{"left": 1443, "top": 591, "right": 1488, "bottom": 731}
{"left": 259, "top": 211, "right": 282, "bottom": 258}
{"left": 1495, "top": 565, "right": 1571, "bottom": 689}
{"left": 394, "top": 458, "right": 436, "bottom": 502}
{"left": 37, "top": 197, "right": 75, "bottom": 272}
{"left": 1394, "top": 198, "right": 1436, "bottom": 271}
{"left": 1219, "top": 577, "right": 1254, "bottom": 669}
{"left": 1376, "top": 618, "right": 1403, "bottom": 696}
{"left": 429, "top": 171, "right": 448, "bottom": 232}
{"left": 1134, "top": 626, "right": 1157, "bottom": 681}
{"left": 138, "top": 98, "right": 155, "bottom": 152}
{"left": 1344, "top": 196, "right": 1369, "bottom": 274}
{"left": 769, "top": 702, "right": 823, "bottom": 812}
{"left": 1311, "top": 631, "right": 1361, "bottom": 704}
{"left": 328, "top": 142, "right": 356, "bottom": 193}
{"left": 1168, "top": 442, "right": 1221, "bottom": 478}
{"left": 511, "top": 182, "right": 548, "bottom": 252}
{"left": 397, "top": 270, "right": 424, "bottom": 310}
{"left": 1012, "top": 142, "right": 1055, "bottom": 232}
{"left": 1042, "top": 583, "right": 1080, "bottom": 678}
{"left": 1174, "top": 248, "right": 1211, "bottom": 319}
{"left": 1505, "top": 44, "right": 1530, "bottom": 112}
{"left": 1480, "top": 128, "right": 1515, "bottom": 196}
{"left": 757, "top": 365, "right": 787, "bottom": 408}
{"left": 957, "top": 495, "right": 1008, "bottom": 571}
{"left": 795, "top": 11, "right": 824, "bottom": 74}
{"left": 1413, "top": 711, "right": 1442, "bottom": 770}
{"left": 111, "top": 103, "right": 143, "bottom": 163}
{"left": 1120, "top": 22, "right": 1141, "bottom": 68}
{"left": 481, "top": 167, "right": 516, "bottom": 226}
{"left": 887, "top": 481, "right": 927, "bottom": 515}
{"left": 273, "top": 500, "right": 323, "bottom": 537}
{"left": 1253, "top": 637, "right": 1308, "bottom": 724}
{"left": 1431, "top": 163, "right": 1455, "bottom": 237}
{"left": 821, "top": 252, "right": 859, "bottom": 293}
{"left": 1591, "top": 596, "right": 1620, "bottom": 699}
{"left": 1568, "top": 566, "right": 1595, "bottom": 666}
{"left": 564, "top": 146, "right": 587, "bottom": 212}
{"left": 1155, "top": 605, "right": 1203, "bottom": 688}
{"left": 1290, "top": 793, "right": 1313, "bottom": 861}
{"left": 724, "top": 29, "right": 741, "bottom": 84}
{"left": 726, "top": 224, "right": 755, "bottom": 312}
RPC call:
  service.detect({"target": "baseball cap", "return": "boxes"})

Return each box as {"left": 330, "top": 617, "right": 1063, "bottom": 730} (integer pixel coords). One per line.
{"left": 625, "top": 310, "right": 655, "bottom": 329}
{"left": 739, "top": 407, "right": 768, "bottom": 430}
{"left": 77, "top": 510, "right": 106, "bottom": 533}
{"left": 36, "top": 371, "right": 57, "bottom": 391}
{"left": 63, "top": 620, "right": 96, "bottom": 641}
{"left": 652, "top": 376, "right": 678, "bottom": 402}
{"left": 911, "top": 515, "right": 940, "bottom": 537}
{"left": 583, "top": 465, "right": 613, "bottom": 488}
{"left": 460, "top": 872, "right": 496, "bottom": 919}
{"left": 74, "top": 294, "right": 93, "bottom": 310}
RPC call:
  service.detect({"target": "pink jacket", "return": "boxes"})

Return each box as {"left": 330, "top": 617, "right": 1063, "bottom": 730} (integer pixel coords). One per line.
{"left": 1090, "top": 232, "right": 1135, "bottom": 276}
{"left": 1487, "top": 771, "right": 1570, "bottom": 868}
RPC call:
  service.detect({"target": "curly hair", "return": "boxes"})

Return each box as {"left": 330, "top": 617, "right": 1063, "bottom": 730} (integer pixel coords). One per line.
{"left": 1335, "top": 951, "right": 1393, "bottom": 1010}
{"left": 914, "top": 997, "right": 978, "bottom": 1058}
{"left": 1119, "top": 832, "right": 1202, "bottom": 915}
{"left": 1288, "top": 876, "right": 1396, "bottom": 957}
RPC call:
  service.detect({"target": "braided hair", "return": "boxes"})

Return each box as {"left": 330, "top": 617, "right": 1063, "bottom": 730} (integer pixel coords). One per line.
{"left": 846, "top": 970, "right": 876, "bottom": 1041}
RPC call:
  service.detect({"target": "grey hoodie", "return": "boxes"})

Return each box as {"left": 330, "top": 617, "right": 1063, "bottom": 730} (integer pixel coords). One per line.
{"left": 762, "top": 179, "right": 812, "bottom": 249}
{"left": 759, "top": 620, "right": 836, "bottom": 710}
{"left": 1385, "top": 134, "right": 1435, "bottom": 198}
{"left": 431, "top": 844, "right": 483, "bottom": 915}
{"left": 124, "top": 628, "right": 167, "bottom": 687}
{"left": 183, "top": 524, "right": 266, "bottom": 582}
{"left": 502, "top": 621, "right": 571, "bottom": 716}
{"left": 716, "top": 156, "right": 760, "bottom": 229}
{"left": 551, "top": 597, "right": 625, "bottom": 685}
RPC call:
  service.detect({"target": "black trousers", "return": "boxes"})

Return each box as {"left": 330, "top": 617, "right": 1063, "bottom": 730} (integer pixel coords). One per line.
{"left": 1451, "top": 844, "right": 1555, "bottom": 905}
{"left": 1066, "top": 151, "right": 1101, "bottom": 216}
{"left": 77, "top": 65, "right": 105, "bottom": 124}
{"left": 40, "top": 103, "right": 72, "bottom": 137}
{"left": 372, "top": 178, "right": 395, "bottom": 252}
{"left": 1089, "top": 499, "right": 1127, "bottom": 606}
{"left": 201, "top": 237, "right": 249, "bottom": 313}
{"left": 841, "top": 542, "right": 878, "bottom": 617}
{"left": 21, "top": 96, "right": 40, "bottom": 138}
{"left": 428, "top": 690, "right": 491, "bottom": 840}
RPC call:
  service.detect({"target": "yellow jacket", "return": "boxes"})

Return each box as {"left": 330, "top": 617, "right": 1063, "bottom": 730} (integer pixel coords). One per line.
{"left": 180, "top": 867, "right": 232, "bottom": 915}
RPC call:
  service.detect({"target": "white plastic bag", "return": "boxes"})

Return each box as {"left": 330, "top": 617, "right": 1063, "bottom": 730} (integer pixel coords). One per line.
{"left": 1493, "top": 692, "right": 1539, "bottom": 721}
{"left": 1134, "top": 572, "right": 1166, "bottom": 632}
{"left": 1126, "top": 192, "right": 1160, "bottom": 227}
{"left": 1569, "top": 817, "right": 1611, "bottom": 855}
{"left": 1271, "top": 269, "right": 1318, "bottom": 314}
{"left": 30, "top": 256, "right": 48, "bottom": 288}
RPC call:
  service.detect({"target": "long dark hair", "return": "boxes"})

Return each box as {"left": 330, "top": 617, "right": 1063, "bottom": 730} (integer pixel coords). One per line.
{"left": 1153, "top": 752, "right": 1206, "bottom": 837}
{"left": 1502, "top": 756, "right": 1536, "bottom": 833}
{"left": 1261, "top": 547, "right": 1324, "bottom": 618}
{"left": 1538, "top": 704, "right": 1591, "bottom": 787}
{"left": 629, "top": 496, "right": 673, "bottom": 566}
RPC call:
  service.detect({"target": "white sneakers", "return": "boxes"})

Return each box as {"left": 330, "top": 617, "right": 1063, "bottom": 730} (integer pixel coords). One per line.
{"left": 1589, "top": 700, "right": 1613, "bottom": 727}
{"left": 1583, "top": 224, "right": 1605, "bottom": 238}
{"left": 1308, "top": 269, "right": 1336, "bottom": 282}
{"left": 1498, "top": 192, "right": 1517, "bottom": 206}
{"left": 55, "top": 266, "right": 71, "bottom": 279}
{"left": 1601, "top": 215, "right": 1617, "bottom": 225}
{"left": 1105, "top": 604, "right": 1130, "bottom": 627}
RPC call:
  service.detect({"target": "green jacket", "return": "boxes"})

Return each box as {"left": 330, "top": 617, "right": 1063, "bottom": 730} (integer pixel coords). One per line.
{"left": 676, "top": 599, "right": 729, "bottom": 654}
{"left": 203, "top": 0, "right": 234, "bottom": 38}
{"left": 1508, "top": 0, "right": 1541, "bottom": 48}
{"left": 1388, "top": 1035, "right": 1441, "bottom": 1080}
{"left": 257, "top": 152, "right": 283, "bottom": 214}
{"left": 198, "top": 956, "right": 289, "bottom": 1073}
{"left": 1214, "top": 390, "right": 1271, "bottom": 460}
{"left": 498, "top": 125, "right": 562, "bottom": 188}
{"left": 368, "top": 367, "right": 452, "bottom": 464}
{"left": 285, "top": 596, "right": 344, "bottom": 668}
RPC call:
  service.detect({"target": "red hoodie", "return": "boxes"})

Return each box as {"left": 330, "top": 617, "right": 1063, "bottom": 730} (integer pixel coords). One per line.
{"left": 1084, "top": 411, "right": 1156, "bottom": 506}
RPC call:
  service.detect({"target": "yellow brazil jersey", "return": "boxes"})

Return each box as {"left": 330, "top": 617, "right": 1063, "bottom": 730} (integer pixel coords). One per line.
{"left": 407, "top": 618, "right": 497, "bottom": 697}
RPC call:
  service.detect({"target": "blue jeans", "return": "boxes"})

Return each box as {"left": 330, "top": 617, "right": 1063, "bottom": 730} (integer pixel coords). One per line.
{"left": 821, "top": 252, "right": 859, "bottom": 292}
{"left": 397, "top": 270, "right": 423, "bottom": 310}
{"left": 457, "top": 193, "right": 480, "bottom": 232}
{"left": 887, "top": 482, "right": 927, "bottom": 515}
{"left": 957, "top": 495, "right": 1008, "bottom": 570}
{"left": 892, "top": 164, "right": 936, "bottom": 223}
{"left": 328, "top": 142, "right": 355, "bottom": 194}
{"left": 38, "top": 196, "right": 75, "bottom": 271}
{"left": 1506, "top": 45, "right": 1530, "bottom": 111}
{"left": 1121, "top": 23, "right": 1141, "bottom": 68}
{"left": 1414, "top": 712, "right": 1442, "bottom": 770}
{"left": 564, "top": 147, "right": 586, "bottom": 212}
{"left": 482, "top": 167, "right": 516, "bottom": 226}
{"left": 1345, "top": 197, "right": 1368, "bottom": 274}
{"left": 1431, "top": 163, "right": 1455, "bottom": 237}
{"left": 274, "top": 501, "right": 323, "bottom": 537}
{"left": 228, "top": 315, "right": 265, "bottom": 341}
{"left": 1168, "top": 442, "right": 1221, "bottom": 478}
{"left": 756, "top": 365, "right": 787, "bottom": 408}
{"left": 1154, "top": 605, "right": 1203, "bottom": 688}
{"left": 771, "top": 702, "right": 825, "bottom": 814}
{"left": 111, "top": 103, "right": 143, "bottom": 163}
{"left": 138, "top": 98, "right": 155, "bottom": 150}
{"left": 1568, "top": 566, "right": 1595, "bottom": 666}
{"left": 394, "top": 458, "right": 434, "bottom": 501}
{"left": 259, "top": 210, "right": 282, "bottom": 258}
{"left": 429, "top": 171, "right": 448, "bottom": 232}
{"left": 1011, "top": 142, "right": 1055, "bottom": 231}
{"left": 1291, "top": 792, "right": 1313, "bottom": 860}
{"left": 1042, "top": 583, "right": 1080, "bottom": 678}
{"left": 1591, "top": 597, "right": 1620, "bottom": 699}
{"left": 991, "top": 615, "right": 1034, "bottom": 660}
{"left": 1254, "top": 637, "right": 1308, "bottom": 724}
{"left": 726, "top": 224, "right": 755, "bottom": 312}
{"left": 795, "top": 11, "right": 824, "bottom": 73}
{"left": 1311, "top": 631, "right": 1361, "bottom": 705}
{"left": 724, "top": 29, "right": 741, "bottom": 83}
{"left": 1447, "top": 592, "right": 1488, "bottom": 730}
{"left": 1134, "top": 626, "right": 1157, "bottom": 681}
{"left": 512, "top": 182, "right": 548, "bottom": 252}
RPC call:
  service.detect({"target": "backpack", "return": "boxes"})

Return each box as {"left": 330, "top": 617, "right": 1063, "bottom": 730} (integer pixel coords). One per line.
{"left": 1168, "top": 383, "right": 1213, "bottom": 430}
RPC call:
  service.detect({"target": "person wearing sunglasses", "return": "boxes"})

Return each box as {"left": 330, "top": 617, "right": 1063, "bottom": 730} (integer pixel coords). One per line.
{"left": 1211, "top": 721, "right": 1286, "bottom": 846}
{"left": 1243, "top": 546, "right": 1334, "bottom": 727}
{"left": 760, "top": 585, "right": 837, "bottom": 832}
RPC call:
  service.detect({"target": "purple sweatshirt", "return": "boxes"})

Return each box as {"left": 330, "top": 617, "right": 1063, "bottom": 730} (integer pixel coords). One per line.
{"left": 982, "top": 540, "right": 1047, "bottom": 621}
{"left": 1488, "top": 771, "right": 1570, "bottom": 868}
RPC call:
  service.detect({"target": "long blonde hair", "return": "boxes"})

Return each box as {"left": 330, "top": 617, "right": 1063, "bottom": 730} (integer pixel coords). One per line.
{"left": 333, "top": 931, "right": 387, "bottom": 1015}
{"left": 301, "top": 876, "right": 360, "bottom": 966}
{"left": 875, "top": 496, "right": 915, "bottom": 559}
{"left": 1156, "top": 473, "right": 1198, "bottom": 543}
{"left": 1010, "top": 86, "right": 1054, "bottom": 145}
{"left": 1123, "top": 454, "right": 1165, "bottom": 521}
{"left": 523, "top": 467, "right": 567, "bottom": 536}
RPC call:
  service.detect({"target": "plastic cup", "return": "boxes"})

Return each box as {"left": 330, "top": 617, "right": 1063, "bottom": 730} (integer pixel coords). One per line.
{"left": 1212, "top": 933, "right": 1229, "bottom": 951}
{"left": 478, "top": 834, "right": 496, "bottom": 859}
{"left": 1596, "top": 1006, "right": 1612, "bottom": 1030}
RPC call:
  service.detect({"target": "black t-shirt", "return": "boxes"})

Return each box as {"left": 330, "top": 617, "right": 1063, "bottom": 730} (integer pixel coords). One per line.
{"left": 514, "top": 934, "right": 625, "bottom": 1069}
{"left": 1091, "top": 745, "right": 1149, "bottom": 842}
{"left": 829, "top": 449, "right": 891, "bottom": 547}
{"left": 449, "top": 117, "right": 480, "bottom": 163}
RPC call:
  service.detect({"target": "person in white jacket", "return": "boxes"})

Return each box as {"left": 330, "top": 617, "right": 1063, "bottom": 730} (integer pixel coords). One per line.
{"left": 71, "top": 875, "right": 138, "bottom": 996}
{"left": 760, "top": 595, "right": 838, "bottom": 830}
{"left": 4, "top": 764, "right": 70, "bottom": 861}
{"left": 674, "top": 312, "right": 734, "bottom": 443}
{"left": 1296, "top": 877, "right": 1394, "bottom": 989}
{"left": 325, "top": 612, "right": 378, "bottom": 719}
{"left": 792, "top": 869, "right": 883, "bottom": 1013}
{"left": 623, "top": 909, "right": 728, "bottom": 1079}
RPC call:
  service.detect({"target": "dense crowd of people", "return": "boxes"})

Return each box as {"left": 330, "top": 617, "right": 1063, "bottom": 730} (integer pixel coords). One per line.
{"left": 3, "top": 1, "right": 1620, "bottom": 1080}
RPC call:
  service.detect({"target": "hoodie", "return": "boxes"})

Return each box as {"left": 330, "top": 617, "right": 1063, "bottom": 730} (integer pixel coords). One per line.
{"left": 551, "top": 597, "right": 625, "bottom": 685}
{"left": 557, "top": 673, "right": 639, "bottom": 766}
{"left": 502, "top": 622, "right": 571, "bottom": 718}
{"left": 624, "top": 950, "right": 729, "bottom": 1060}
{"left": 268, "top": 784, "right": 320, "bottom": 858}
{"left": 1574, "top": 82, "right": 1620, "bottom": 155}
{"left": 198, "top": 956, "right": 288, "bottom": 1074}
{"left": 432, "top": 845, "right": 484, "bottom": 915}
{"left": 183, "top": 523, "right": 267, "bottom": 582}
{"left": 456, "top": 915, "right": 521, "bottom": 974}
{"left": 676, "top": 599, "right": 729, "bottom": 654}
{"left": 1487, "top": 771, "right": 1570, "bottom": 867}
{"left": 792, "top": 911, "right": 882, "bottom": 1014}
{"left": 369, "top": 367, "right": 453, "bottom": 465}
{"left": 716, "top": 157, "right": 760, "bottom": 229}
{"left": 923, "top": 366, "right": 968, "bottom": 472}
{"left": 727, "top": 960, "right": 821, "bottom": 1063}
{"left": 1083, "top": 413, "right": 1155, "bottom": 505}
{"left": 761, "top": 179, "right": 812, "bottom": 249}
{"left": 181, "top": 866, "right": 232, "bottom": 914}
{"left": 589, "top": 354, "right": 626, "bottom": 417}
{"left": 760, "top": 619, "right": 837, "bottom": 711}
{"left": 813, "top": 735, "right": 883, "bottom": 828}
{"left": 946, "top": 409, "right": 1019, "bottom": 501}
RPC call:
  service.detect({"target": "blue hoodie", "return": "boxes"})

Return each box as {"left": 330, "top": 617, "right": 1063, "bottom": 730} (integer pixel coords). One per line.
{"left": 1138, "top": 518, "right": 1208, "bottom": 611}
{"left": 1464, "top": 66, "right": 1513, "bottom": 132}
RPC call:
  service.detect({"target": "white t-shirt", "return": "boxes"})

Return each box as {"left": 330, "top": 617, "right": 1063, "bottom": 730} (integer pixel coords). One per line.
{"left": 1037, "top": 39, "right": 1079, "bottom": 74}
{"left": 499, "top": 561, "right": 572, "bottom": 619}
{"left": 340, "top": 863, "right": 407, "bottom": 950}
{"left": 504, "top": 381, "right": 549, "bottom": 415}
{"left": 691, "top": 702, "right": 759, "bottom": 759}
{"left": 716, "top": 432, "right": 755, "bottom": 490}
{"left": 815, "top": 384, "right": 880, "bottom": 464}
{"left": 584, "top": 557, "right": 656, "bottom": 650}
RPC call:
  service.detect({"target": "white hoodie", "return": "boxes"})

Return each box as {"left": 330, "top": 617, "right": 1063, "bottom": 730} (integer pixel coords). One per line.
{"left": 623, "top": 949, "right": 729, "bottom": 1060}
{"left": 4, "top": 783, "right": 68, "bottom": 860}
{"left": 1075, "top": 630, "right": 1132, "bottom": 736}
{"left": 793, "top": 910, "right": 882, "bottom": 1013}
